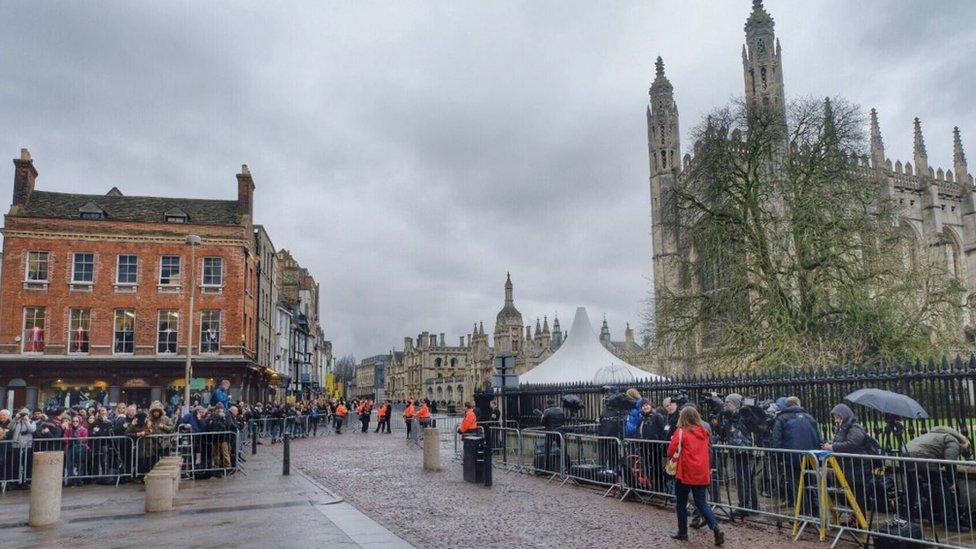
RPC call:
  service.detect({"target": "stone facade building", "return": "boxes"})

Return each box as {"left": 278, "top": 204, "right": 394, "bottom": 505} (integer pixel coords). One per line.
{"left": 649, "top": 1, "right": 975, "bottom": 374}
{"left": 391, "top": 274, "right": 587, "bottom": 402}
{"left": 387, "top": 273, "right": 657, "bottom": 401}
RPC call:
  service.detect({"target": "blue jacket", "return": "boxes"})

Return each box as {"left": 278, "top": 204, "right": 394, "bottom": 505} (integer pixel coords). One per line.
{"left": 624, "top": 399, "right": 643, "bottom": 438}
{"left": 771, "top": 406, "right": 822, "bottom": 451}
{"left": 179, "top": 412, "right": 206, "bottom": 433}
{"left": 214, "top": 387, "right": 231, "bottom": 410}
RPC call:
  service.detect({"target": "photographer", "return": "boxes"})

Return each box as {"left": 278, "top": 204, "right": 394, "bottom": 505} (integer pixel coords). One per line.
{"left": 770, "top": 396, "right": 821, "bottom": 512}
{"left": 719, "top": 394, "right": 759, "bottom": 515}
{"left": 8, "top": 409, "right": 36, "bottom": 482}
{"left": 903, "top": 426, "right": 972, "bottom": 532}
{"left": 637, "top": 400, "right": 668, "bottom": 492}
{"left": 540, "top": 400, "right": 566, "bottom": 474}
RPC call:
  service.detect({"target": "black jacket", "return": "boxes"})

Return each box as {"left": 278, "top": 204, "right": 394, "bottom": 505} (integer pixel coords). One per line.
{"left": 638, "top": 410, "right": 667, "bottom": 441}
{"left": 540, "top": 406, "right": 565, "bottom": 431}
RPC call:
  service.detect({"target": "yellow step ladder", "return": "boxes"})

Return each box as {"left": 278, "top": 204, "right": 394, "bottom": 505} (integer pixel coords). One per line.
{"left": 792, "top": 451, "right": 868, "bottom": 547}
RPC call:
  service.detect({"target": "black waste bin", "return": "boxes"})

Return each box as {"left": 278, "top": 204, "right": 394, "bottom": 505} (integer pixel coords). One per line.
{"left": 463, "top": 435, "right": 485, "bottom": 483}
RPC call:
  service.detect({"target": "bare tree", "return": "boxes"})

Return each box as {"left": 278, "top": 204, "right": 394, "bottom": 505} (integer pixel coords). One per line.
{"left": 658, "top": 97, "right": 966, "bottom": 371}
{"left": 334, "top": 354, "right": 357, "bottom": 383}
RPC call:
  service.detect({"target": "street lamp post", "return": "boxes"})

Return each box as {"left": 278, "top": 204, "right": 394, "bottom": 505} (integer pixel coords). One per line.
{"left": 183, "top": 234, "right": 202, "bottom": 416}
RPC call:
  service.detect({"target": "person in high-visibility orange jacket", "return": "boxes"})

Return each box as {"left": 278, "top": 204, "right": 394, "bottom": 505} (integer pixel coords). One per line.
{"left": 334, "top": 402, "right": 348, "bottom": 434}
{"left": 375, "top": 402, "right": 390, "bottom": 433}
{"left": 403, "top": 400, "right": 416, "bottom": 438}
{"left": 458, "top": 402, "right": 479, "bottom": 436}
{"left": 359, "top": 399, "right": 372, "bottom": 433}
{"left": 416, "top": 401, "right": 432, "bottom": 428}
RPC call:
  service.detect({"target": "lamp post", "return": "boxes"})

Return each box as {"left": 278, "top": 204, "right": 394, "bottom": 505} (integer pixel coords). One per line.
{"left": 183, "top": 234, "right": 202, "bottom": 416}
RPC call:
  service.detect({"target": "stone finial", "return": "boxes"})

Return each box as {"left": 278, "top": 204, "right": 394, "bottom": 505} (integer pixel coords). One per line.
{"left": 650, "top": 56, "right": 673, "bottom": 96}
{"left": 870, "top": 109, "right": 884, "bottom": 148}
{"left": 913, "top": 117, "right": 927, "bottom": 158}
{"left": 954, "top": 126, "right": 967, "bottom": 167}
{"left": 745, "top": 0, "right": 773, "bottom": 32}
{"left": 20, "top": 148, "right": 31, "bottom": 161}
{"left": 241, "top": 164, "right": 250, "bottom": 175}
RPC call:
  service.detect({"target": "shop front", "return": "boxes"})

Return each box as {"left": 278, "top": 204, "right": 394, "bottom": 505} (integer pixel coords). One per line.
{"left": 0, "top": 357, "right": 270, "bottom": 411}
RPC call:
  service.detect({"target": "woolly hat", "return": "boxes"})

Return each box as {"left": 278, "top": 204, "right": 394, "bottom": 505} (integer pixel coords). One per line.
{"left": 724, "top": 393, "right": 744, "bottom": 408}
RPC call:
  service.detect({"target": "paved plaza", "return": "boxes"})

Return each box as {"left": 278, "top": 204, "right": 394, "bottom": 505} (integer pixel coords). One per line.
{"left": 293, "top": 430, "right": 823, "bottom": 549}
{"left": 0, "top": 447, "right": 410, "bottom": 549}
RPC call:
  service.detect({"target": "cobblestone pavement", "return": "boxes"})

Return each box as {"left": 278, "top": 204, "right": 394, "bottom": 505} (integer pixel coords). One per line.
{"left": 292, "top": 430, "right": 824, "bottom": 549}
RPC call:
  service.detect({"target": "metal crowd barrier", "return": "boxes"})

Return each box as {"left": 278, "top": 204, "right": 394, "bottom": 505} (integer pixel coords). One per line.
{"left": 17, "top": 436, "right": 135, "bottom": 487}
{"left": 137, "top": 431, "right": 240, "bottom": 478}
{"left": 824, "top": 451, "right": 975, "bottom": 549}
{"left": 486, "top": 426, "right": 523, "bottom": 473}
{"left": 519, "top": 429, "right": 565, "bottom": 481}
{"left": 562, "top": 433, "right": 624, "bottom": 497}
{"left": 0, "top": 431, "right": 241, "bottom": 491}
{"left": 479, "top": 425, "right": 976, "bottom": 549}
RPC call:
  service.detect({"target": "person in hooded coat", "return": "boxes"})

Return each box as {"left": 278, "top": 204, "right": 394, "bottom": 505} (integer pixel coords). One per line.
{"left": 904, "top": 426, "right": 973, "bottom": 532}
{"left": 824, "top": 403, "right": 874, "bottom": 513}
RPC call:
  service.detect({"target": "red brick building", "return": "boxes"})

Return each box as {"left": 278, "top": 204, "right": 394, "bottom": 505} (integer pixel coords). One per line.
{"left": 0, "top": 149, "right": 270, "bottom": 409}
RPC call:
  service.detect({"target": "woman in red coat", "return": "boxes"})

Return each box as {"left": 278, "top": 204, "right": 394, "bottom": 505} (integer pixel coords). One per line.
{"left": 667, "top": 406, "right": 724, "bottom": 546}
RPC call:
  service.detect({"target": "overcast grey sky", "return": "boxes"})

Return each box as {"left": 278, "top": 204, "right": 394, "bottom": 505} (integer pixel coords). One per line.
{"left": 2, "top": 1, "right": 974, "bottom": 359}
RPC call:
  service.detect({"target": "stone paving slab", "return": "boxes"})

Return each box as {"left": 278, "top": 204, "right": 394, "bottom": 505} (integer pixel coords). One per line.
{"left": 0, "top": 445, "right": 411, "bottom": 549}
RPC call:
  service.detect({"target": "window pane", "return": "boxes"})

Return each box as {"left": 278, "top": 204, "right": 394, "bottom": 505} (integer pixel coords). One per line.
{"left": 23, "top": 307, "right": 45, "bottom": 352}
{"left": 69, "top": 309, "right": 91, "bottom": 353}
{"left": 203, "top": 257, "right": 222, "bottom": 286}
{"left": 157, "top": 310, "right": 179, "bottom": 353}
{"left": 200, "top": 310, "right": 221, "bottom": 353}
{"left": 117, "top": 255, "right": 138, "bottom": 284}
{"left": 114, "top": 309, "right": 135, "bottom": 354}
{"left": 72, "top": 253, "right": 94, "bottom": 283}
{"left": 160, "top": 256, "right": 181, "bottom": 285}
{"left": 27, "top": 251, "right": 50, "bottom": 282}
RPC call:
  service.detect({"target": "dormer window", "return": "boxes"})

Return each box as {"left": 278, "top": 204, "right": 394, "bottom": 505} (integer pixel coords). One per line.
{"left": 78, "top": 201, "right": 106, "bottom": 220}
{"left": 164, "top": 208, "right": 188, "bottom": 223}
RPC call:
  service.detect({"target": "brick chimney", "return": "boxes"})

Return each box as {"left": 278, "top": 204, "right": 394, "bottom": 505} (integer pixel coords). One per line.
{"left": 236, "top": 164, "right": 254, "bottom": 221}
{"left": 12, "top": 148, "right": 37, "bottom": 210}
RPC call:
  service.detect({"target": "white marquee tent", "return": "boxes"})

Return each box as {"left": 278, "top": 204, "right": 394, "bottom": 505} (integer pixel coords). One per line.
{"left": 519, "top": 306, "right": 663, "bottom": 385}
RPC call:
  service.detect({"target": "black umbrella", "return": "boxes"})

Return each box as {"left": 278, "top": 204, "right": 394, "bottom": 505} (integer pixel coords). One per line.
{"left": 845, "top": 388, "right": 928, "bottom": 419}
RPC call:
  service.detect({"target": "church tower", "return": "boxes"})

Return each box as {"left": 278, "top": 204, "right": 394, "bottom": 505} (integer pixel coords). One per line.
{"left": 742, "top": 0, "right": 785, "bottom": 117}
{"left": 599, "top": 316, "right": 611, "bottom": 346}
{"left": 551, "top": 315, "right": 563, "bottom": 349}
{"left": 648, "top": 55, "right": 683, "bottom": 374}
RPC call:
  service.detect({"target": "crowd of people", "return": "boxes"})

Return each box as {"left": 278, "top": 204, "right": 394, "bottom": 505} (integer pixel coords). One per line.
{"left": 0, "top": 395, "right": 247, "bottom": 488}
{"left": 536, "top": 388, "right": 974, "bottom": 544}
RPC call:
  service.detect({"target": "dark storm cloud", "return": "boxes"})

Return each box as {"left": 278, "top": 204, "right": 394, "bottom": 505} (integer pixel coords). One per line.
{"left": 2, "top": 1, "right": 974, "bottom": 358}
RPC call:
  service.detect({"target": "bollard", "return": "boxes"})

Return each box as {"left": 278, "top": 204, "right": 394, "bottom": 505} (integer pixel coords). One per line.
{"left": 145, "top": 472, "right": 175, "bottom": 513}
{"left": 29, "top": 451, "right": 64, "bottom": 527}
{"left": 252, "top": 427, "right": 258, "bottom": 455}
{"left": 282, "top": 433, "right": 290, "bottom": 476}
{"left": 423, "top": 428, "right": 441, "bottom": 471}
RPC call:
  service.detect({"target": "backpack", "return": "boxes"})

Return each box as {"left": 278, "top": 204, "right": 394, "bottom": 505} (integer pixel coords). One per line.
{"left": 863, "top": 433, "right": 882, "bottom": 456}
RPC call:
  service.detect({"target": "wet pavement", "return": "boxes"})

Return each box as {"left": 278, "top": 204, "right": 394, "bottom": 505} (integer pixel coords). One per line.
{"left": 294, "top": 428, "right": 825, "bottom": 549}
{"left": 0, "top": 443, "right": 412, "bottom": 549}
